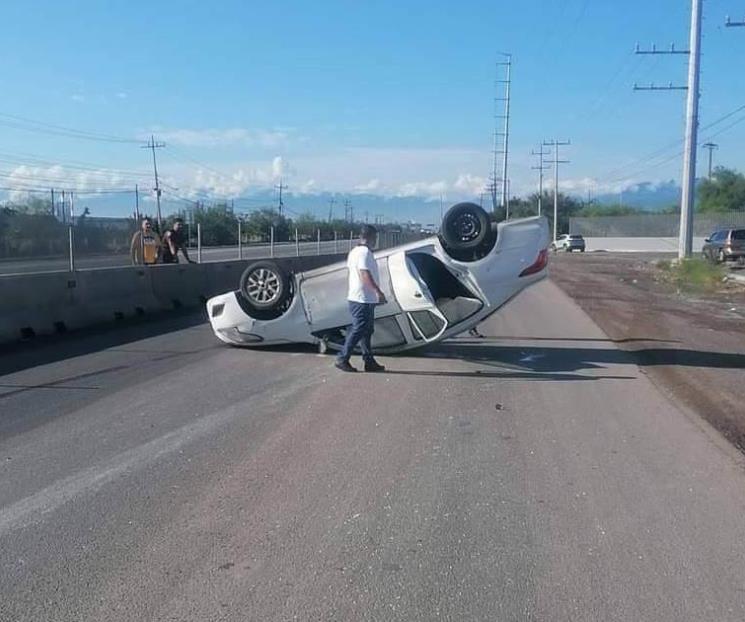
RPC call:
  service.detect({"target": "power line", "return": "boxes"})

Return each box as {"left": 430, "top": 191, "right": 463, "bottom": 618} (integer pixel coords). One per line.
{"left": 595, "top": 103, "right": 745, "bottom": 185}
{"left": 0, "top": 111, "right": 140, "bottom": 144}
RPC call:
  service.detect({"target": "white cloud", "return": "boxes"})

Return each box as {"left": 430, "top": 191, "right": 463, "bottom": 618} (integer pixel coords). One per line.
{"left": 559, "top": 176, "right": 659, "bottom": 195}
{"left": 115, "top": 92, "right": 128, "bottom": 100}
{"left": 153, "top": 127, "right": 290, "bottom": 148}
{"left": 271, "top": 155, "right": 284, "bottom": 179}
{"left": 454, "top": 173, "right": 487, "bottom": 195}
{"left": 353, "top": 178, "right": 382, "bottom": 193}
{"left": 396, "top": 180, "right": 448, "bottom": 199}
{"left": 70, "top": 94, "right": 86, "bottom": 103}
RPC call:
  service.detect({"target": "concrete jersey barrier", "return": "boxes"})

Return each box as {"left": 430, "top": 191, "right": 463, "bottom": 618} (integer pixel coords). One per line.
{"left": 0, "top": 254, "right": 346, "bottom": 345}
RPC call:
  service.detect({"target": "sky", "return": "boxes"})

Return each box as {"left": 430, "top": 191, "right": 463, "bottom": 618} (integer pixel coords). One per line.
{"left": 1, "top": 0, "right": 745, "bottom": 219}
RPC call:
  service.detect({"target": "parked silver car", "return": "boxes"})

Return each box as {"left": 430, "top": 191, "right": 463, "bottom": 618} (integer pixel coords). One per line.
{"left": 702, "top": 229, "right": 745, "bottom": 264}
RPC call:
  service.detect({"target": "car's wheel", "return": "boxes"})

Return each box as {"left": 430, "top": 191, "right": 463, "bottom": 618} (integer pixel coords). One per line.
{"left": 239, "top": 261, "right": 291, "bottom": 310}
{"left": 440, "top": 202, "right": 491, "bottom": 250}
{"left": 580, "top": 248, "right": 585, "bottom": 253}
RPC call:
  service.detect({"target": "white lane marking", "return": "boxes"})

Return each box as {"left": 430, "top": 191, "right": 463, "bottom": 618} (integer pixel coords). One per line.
{"left": 0, "top": 378, "right": 315, "bottom": 536}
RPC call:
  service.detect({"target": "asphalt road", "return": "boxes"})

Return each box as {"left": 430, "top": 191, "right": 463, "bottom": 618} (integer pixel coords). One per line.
{"left": 0, "top": 240, "right": 353, "bottom": 276}
{"left": 2, "top": 280, "right": 745, "bottom": 621}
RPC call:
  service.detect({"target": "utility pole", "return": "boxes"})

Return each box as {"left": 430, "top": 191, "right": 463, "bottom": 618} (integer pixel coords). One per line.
{"left": 328, "top": 197, "right": 336, "bottom": 222}
{"left": 275, "top": 179, "right": 286, "bottom": 216}
{"left": 135, "top": 184, "right": 140, "bottom": 220}
{"left": 488, "top": 54, "right": 512, "bottom": 215}
{"left": 142, "top": 135, "right": 165, "bottom": 233}
{"left": 680, "top": 0, "right": 703, "bottom": 259}
{"left": 702, "top": 142, "right": 718, "bottom": 179}
{"left": 50, "top": 188, "right": 55, "bottom": 218}
{"left": 439, "top": 193, "right": 444, "bottom": 222}
{"left": 531, "top": 143, "right": 551, "bottom": 216}
{"left": 633, "top": 0, "right": 702, "bottom": 258}
{"left": 543, "top": 140, "right": 571, "bottom": 242}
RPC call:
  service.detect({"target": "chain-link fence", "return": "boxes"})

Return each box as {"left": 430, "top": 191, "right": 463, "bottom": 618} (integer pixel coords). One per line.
{"left": 570, "top": 212, "right": 745, "bottom": 237}
{"left": 0, "top": 214, "right": 423, "bottom": 276}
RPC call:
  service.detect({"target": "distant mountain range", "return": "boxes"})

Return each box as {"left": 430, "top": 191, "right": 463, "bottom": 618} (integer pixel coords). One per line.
{"left": 594, "top": 180, "right": 681, "bottom": 211}
{"left": 51, "top": 180, "right": 686, "bottom": 223}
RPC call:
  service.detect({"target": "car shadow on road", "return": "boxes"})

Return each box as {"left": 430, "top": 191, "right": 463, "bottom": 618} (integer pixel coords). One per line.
{"left": 383, "top": 369, "right": 634, "bottom": 381}
{"left": 415, "top": 342, "right": 745, "bottom": 374}
{"left": 459, "top": 335, "right": 681, "bottom": 344}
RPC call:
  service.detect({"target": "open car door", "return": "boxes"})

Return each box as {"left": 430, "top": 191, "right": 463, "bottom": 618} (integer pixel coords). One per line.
{"left": 387, "top": 251, "right": 449, "bottom": 343}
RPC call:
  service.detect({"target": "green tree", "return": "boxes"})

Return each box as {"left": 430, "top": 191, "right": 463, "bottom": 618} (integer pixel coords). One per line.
{"left": 493, "top": 192, "right": 581, "bottom": 237}
{"left": 697, "top": 167, "right": 745, "bottom": 213}
{"left": 242, "top": 208, "right": 291, "bottom": 242}
{"left": 192, "top": 203, "right": 239, "bottom": 245}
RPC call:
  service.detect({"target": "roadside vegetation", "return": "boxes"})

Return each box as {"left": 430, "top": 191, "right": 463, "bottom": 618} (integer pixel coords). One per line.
{"left": 656, "top": 257, "right": 727, "bottom": 294}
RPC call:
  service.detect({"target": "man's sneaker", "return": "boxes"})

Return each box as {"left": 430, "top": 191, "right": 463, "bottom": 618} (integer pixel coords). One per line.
{"left": 364, "top": 361, "right": 386, "bottom": 373}
{"left": 334, "top": 360, "right": 358, "bottom": 373}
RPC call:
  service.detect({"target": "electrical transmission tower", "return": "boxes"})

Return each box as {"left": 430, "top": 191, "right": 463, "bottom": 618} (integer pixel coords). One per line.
{"left": 142, "top": 135, "right": 166, "bottom": 232}
{"left": 702, "top": 142, "right": 718, "bottom": 179}
{"left": 531, "top": 143, "right": 552, "bottom": 216}
{"left": 543, "top": 140, "right": 571, "bottom": 242}
{"left": 328, "top": 198, "right": 336, "bottom": 222}
{"left": 343, "top": 199, "right": 353, "bottom": 223}
{"left": 633, "top": 0, "right": 702, "bottom": 259}
{"left": 275, "top": 179, "right": 287, "bottom": 216}
{"left": 487, "top": 54, "right": 512, "bottom": 217}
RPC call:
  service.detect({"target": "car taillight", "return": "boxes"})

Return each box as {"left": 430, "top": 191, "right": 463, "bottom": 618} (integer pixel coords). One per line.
{"left": 520, "top": 249, "right": 549, "bottom": 277}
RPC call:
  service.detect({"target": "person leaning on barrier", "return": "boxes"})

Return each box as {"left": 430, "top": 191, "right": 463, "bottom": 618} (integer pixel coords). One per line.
{"left": 130, "top": 217, "right": 161, "bottom": 266}
{"left": 161, "top": 218, "right": 195, "bottom": 264}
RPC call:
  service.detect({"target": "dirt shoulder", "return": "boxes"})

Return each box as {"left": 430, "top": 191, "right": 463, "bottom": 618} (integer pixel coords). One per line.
{"left": 550, "top": 252, "right": 745, "bottom": 451}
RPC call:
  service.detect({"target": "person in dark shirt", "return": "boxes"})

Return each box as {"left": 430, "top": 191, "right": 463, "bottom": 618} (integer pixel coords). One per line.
{"left": 161, "top": 218, "right": 195, "bottom": 264}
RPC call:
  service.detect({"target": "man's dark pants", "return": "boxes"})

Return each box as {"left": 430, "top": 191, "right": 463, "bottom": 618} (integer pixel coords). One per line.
{"left": 337, "top": 301, "right": 375, "bottom": 364}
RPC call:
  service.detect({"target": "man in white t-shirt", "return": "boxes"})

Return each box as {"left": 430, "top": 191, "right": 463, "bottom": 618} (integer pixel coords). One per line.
{"left": 335, "top": 225, "right": 387, "bottom": 373}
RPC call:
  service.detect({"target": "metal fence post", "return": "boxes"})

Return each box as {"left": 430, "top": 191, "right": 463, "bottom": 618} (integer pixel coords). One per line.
{"left": 334, "top": 231, "right": 338, "bottom": 253}
{"left": 317, "top": 228, "right": 321, "bottom": 255}
{"left": 197, "top": 223, "right": 202, "bottom": 263}
{"left": 68, "top": 225, "right": 75, "bottom": 272}
{"left": 270, "top": 226, "right": 275, "bottom": 258}
{"left": 295, "top": 228, "right": 300, "bottom": 256}
{"left": 238, "top": 220, "right": 243, "bottom": 260}
{"left": 348, "top": 230, "right": 353, "bottom": 251}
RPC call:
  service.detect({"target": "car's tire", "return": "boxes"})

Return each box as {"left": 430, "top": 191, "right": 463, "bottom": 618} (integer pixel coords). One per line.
{"left": 239, "top": 261, "right": 291, "bottom": 311}
{"left": 580, "top": 248, "right": 585, "bottom": 253}
{"left": 440, "top": 202, "right": 491, "bottom": 250}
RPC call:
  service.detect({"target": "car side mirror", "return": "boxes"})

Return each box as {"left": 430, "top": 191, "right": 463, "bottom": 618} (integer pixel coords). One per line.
{"left": 704, "top": 238, "right": 710, "bottom": 243}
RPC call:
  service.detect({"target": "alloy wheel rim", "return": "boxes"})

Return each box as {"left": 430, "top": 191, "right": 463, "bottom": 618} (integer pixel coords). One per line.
{"left": 246, "top": 268, "right": 281, "bottom": 304}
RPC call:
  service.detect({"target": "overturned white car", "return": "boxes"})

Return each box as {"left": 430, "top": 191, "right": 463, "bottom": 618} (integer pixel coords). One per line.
{"left": 206, "top": 203, "right": 549, "bottom": 353}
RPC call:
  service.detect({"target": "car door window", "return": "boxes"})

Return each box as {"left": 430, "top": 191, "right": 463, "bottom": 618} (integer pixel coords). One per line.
{"left": 409, "top": 310, "right": 446, "bottom": 339}
{"left": 732, "top": 230, "right": 745, "bottom": 241}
